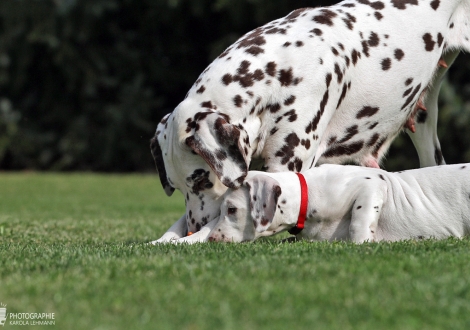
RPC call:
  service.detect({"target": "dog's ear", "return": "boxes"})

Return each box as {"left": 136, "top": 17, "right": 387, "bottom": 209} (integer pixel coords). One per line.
{"left": 185, "top": 112, "right": 248, "bottom": 189}
{"left": 245, "top": 174, "right": 282, "bottom": 233}
{"left": 150, "top": 134, "right": 175, "bottom": 196}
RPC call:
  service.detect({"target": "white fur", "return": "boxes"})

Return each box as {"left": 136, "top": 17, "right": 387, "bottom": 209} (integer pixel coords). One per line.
{"left": 209, "top": 164, "right": 470, "bottom": 243}
{"left": 153, "top": 0, "right": 470, "bottom": 243}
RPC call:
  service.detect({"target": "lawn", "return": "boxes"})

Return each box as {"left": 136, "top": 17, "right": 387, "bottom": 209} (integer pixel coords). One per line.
{"left": 0, "top": 173, "right": 469, "bottom": 330}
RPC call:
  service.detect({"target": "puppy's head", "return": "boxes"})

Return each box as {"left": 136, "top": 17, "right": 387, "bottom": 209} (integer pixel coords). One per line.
{"left": 208, "top": 173, "right": 282, "bottom": 242}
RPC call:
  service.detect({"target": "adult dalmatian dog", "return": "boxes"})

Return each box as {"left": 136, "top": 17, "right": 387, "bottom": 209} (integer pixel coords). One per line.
{"left": 207, "top": 164, "right": 470, "bottom": 243}
{"left": 151, "top": 0, "right": 470, "bottom": 244}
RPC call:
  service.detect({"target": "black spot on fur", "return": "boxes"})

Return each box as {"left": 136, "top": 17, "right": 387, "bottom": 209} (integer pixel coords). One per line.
{"left": 323, "top": 140, "right": 364, "bottom": 158}
{"left": 275, "top": 133, "right": 301, "bottom": 165}
{"left": 305, "top": 90, "right": 329, "bottom": 133}
{"left": 394, "top": 49, "right": 405, "bottom": 61}
{"left": 391, "top": 0, "right": 418, "bottom": 10}
{"left": 311, "top": 28, "right": 323, "bottom": 36}
{"left": 381, "top": 58, "right": 391, "bottom": 71}
{"left": 401, "top": 84, "right": 422, "bottom": 110}
{"left": 417, "top": 110, "right": 428, "bottom": 123}
{"left": 186, "top": 169, "right": 214, "bottom": 195}
{"left": 337, "top": 83, "right": 349, "bottom": 109}
{"left": 357, "top": 106, "right": 379, "bottom": 119}
{"left": 351, "top": 49, "right": 359, "bottom": 65}
{"left": 368, "top": 32, "right": 380, "bottom": 47}
{"left": 423, "top": 33, "right": 436, "bottom": 52}
{"left": 403, "top": 87, "right": 413, "bottom": 97}
{"left": 361, "top": 40, "right": 370, "bottom": 57}
{"left": 334, "top": 63, "right": 343, "bottom": 83}
{"left": 234, "top": 95, "right": 244, "bottom": 107}
{"left": 437, "top": 33, "right": 444, "bottom": 47}
{"left": 434, "top": 147, "right": 444, "bottom": 165}
{"left": 342, "top": 13, "right": 356, "bottom": 30}
{"left": 357, "top": 0, "right": 385, "bottom": 10}
{"left": 196, "top": 85, "right": 206, "bottom": 94}
{"left": 284, "top": 95, "right": 296, "bottom": 106}
{"left": 367, "top": 133, "right": 380, "bottom": 147}
{"left": 265, "top": 62, "right": 277, "bottom": 77}
{"left": 313, "top": 9, "right": 337, "bottom": 26}
{"left": 338, "top": 125, "right": 359, "bottom": 143}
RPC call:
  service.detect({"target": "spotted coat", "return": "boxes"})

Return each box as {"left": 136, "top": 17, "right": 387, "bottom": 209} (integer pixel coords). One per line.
{"left": 208, "top": 163, "right": 470, "bottom": 243}
{"left": 151, "top": 0, "right": 470, "bottom": 240}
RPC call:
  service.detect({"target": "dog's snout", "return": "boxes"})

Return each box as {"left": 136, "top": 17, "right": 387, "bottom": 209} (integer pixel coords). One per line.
{"left": 208, "top": 236, "right": 216, "bottom": 242}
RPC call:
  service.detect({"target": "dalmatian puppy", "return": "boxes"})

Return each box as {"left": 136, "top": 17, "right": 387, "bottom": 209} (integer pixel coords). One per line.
{"left": 208, "top": 164, "right": 470, "bottom": 243}
{"left": 151, "top": 0, "right": 470, "bottom": 243}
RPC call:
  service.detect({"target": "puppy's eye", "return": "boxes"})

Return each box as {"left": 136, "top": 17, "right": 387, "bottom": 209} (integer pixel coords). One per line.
{"left": 227, "top": 207, "right": 237, "bottom": 215}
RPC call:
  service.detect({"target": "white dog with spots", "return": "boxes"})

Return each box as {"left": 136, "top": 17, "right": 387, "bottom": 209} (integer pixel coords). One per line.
{"left": 207, "top": 164, "right": 470, "bottom": 243}
{"left": 151, "top": 0, "right": 470, "bottom": 244}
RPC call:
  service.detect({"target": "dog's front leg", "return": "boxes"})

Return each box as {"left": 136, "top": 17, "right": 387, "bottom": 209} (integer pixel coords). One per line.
{"left": 173, "top": 218, "right": 218, "bottom": 244}
{"left": 150, "top": 214, "right": 187, "bottom": 244}
{"left": 349, "top": 187, "right": 385, "bottom": 243}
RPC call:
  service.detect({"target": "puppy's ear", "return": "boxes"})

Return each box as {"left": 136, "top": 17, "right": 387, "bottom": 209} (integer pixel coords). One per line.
{"left": 150, "top": 125, "right": 174, "bottom": 196}
{"left": 185, "top": 112, "right": 248, "bottom": 189}
{"left": 245, "top": 174, "right": 282, "bottom": 233}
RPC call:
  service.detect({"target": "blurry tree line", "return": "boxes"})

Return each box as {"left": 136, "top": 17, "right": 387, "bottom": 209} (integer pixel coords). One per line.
{"left": 0, "top": 0, "right": 469, "bottom": 172}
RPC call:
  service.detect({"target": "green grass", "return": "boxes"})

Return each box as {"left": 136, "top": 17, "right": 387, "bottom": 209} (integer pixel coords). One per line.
{"left": 1, "top": 173, "right": 470, "bottom": 330}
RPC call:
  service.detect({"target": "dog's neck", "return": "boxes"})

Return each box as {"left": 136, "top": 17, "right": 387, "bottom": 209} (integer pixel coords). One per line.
{"left": 260, "top": 172, "right": 314, "bottom": 235}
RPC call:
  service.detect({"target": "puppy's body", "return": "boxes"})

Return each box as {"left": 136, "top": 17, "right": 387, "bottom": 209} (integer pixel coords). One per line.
{"left": 209, "top": 164, "right": 470, "bottom": 242}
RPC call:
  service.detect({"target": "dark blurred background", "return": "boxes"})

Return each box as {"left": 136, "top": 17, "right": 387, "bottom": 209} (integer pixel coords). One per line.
{"left": 0, "top": 0, "right": 469, "bottom": 172}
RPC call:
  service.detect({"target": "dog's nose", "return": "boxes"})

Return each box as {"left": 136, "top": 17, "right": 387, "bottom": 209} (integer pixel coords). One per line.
{"left": 208, "top": 236, "right": 216, "bottom": 242}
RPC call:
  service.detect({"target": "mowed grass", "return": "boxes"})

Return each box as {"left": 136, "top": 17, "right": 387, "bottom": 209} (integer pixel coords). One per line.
{"left": 1, "top": 173, "right": 470, "bottom": 330}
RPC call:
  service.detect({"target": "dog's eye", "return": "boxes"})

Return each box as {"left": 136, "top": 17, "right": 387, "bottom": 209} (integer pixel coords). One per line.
{"left": 227, "top": 207, "right": 237, "bottom": 215}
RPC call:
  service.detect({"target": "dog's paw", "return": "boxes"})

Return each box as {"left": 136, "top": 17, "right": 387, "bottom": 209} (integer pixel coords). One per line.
{"left": 149, "top": 233, "right": 182, "bottom": 245}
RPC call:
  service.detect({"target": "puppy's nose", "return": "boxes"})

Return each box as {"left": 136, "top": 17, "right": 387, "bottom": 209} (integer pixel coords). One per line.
{"left": 208, "top": 236, "right": 216, "bottom": 242}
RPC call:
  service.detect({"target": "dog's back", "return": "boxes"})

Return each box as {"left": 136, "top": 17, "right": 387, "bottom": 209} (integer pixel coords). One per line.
{"left": 377, "top": 164, "right": 470, "bottom": 241}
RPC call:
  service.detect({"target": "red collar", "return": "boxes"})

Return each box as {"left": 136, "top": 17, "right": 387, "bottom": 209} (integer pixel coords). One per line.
{"left": 288, "top": 173, "right": 308, "bottom": 235}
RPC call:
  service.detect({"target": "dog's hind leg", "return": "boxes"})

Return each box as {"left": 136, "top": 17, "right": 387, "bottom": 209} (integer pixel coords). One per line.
{"left": 407, "top": 49, "right": 460, "bottom": 167}
{"left": 349, "top": 181, "right": 386, "bottom": 243}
